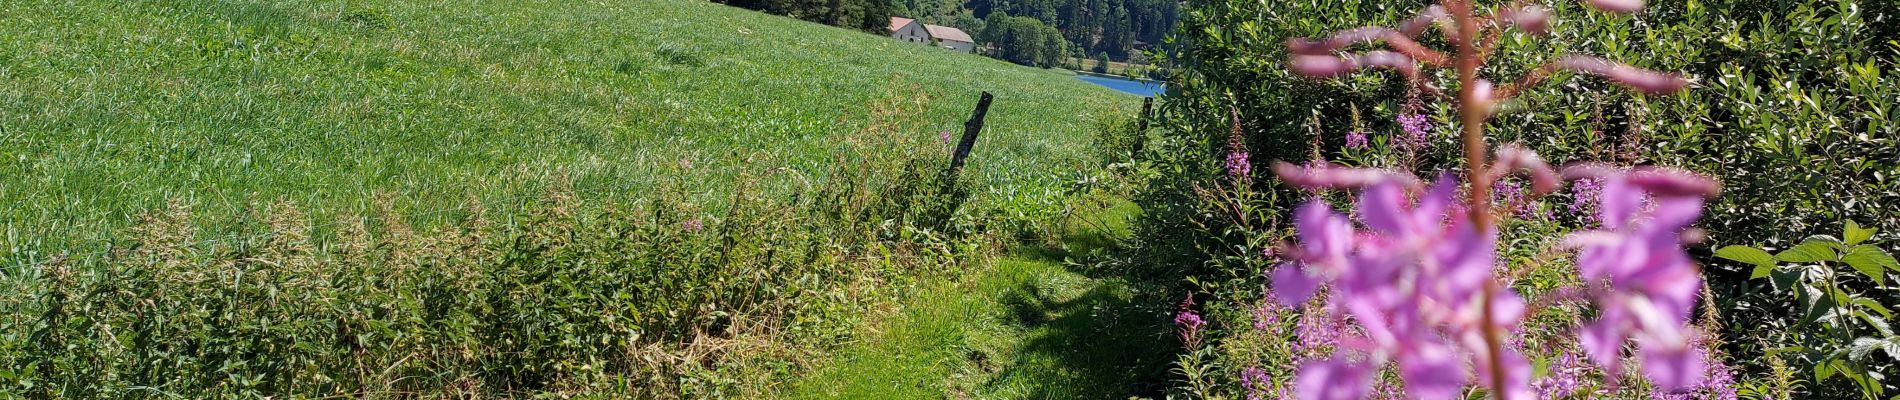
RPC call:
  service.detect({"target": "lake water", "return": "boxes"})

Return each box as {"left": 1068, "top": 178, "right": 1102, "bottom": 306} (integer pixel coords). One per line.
{"left": 1075, "top": 74, "right": 1165, "bottom": 97}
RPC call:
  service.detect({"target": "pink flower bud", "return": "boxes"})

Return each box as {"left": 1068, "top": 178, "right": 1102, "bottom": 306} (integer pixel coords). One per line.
{"left": 1287, "top": 27, "right": 1392, "bottom": 55}
{"left": 1398, "top": 6, "right": 1449, "bottom": 36}
{"left": 1557, "top": 55, "right": 1688, "bottom": 95}
{"left": 1290, "top": 54, "right": 1356, "bottom": 77}
{"left": 1582, "top": 0, "right": 1644, "bottom": 13}
{"left": 1500, "top": 6, "right": 1552, "bottom": 35}
{"left": 1272, "top": 161, "right": 1419, "bottom": 189}
{"left": 1491, "top": 145, "right": 1560, "bottom": 195}
{"left": 1627, "top": 168, "right": 1721, "bottom": 198}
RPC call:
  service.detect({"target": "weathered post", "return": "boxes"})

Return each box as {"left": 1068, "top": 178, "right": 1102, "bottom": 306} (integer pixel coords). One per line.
{"left": 946, "top": 91, "right": 993, "bottom": 176}
{"left": 1132, "top": 96, "right": 1153, "bottom": 158}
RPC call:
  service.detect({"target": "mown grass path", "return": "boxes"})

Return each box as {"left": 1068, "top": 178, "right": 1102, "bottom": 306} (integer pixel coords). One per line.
{"left": 783, "top": 198, "right": 1174, "bottom": 399}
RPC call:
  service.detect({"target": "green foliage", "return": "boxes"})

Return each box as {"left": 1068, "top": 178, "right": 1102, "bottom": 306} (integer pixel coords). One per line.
{"left": 1718, "top": 221, "right": 1900, "bottom": 398}
{"left": 962, "top": 0, "right": 1177, "bottom": 58}
{"left": 981, "top": 13, "right": 1070, "bottom": 67}
{"left": 717, "top": 0, "right": 896, "bottom": 32}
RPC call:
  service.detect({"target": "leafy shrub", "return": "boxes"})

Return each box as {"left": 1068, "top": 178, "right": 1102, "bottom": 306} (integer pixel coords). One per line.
{"left": 1715, "top": 221, "right": 1900, "bottom": 397}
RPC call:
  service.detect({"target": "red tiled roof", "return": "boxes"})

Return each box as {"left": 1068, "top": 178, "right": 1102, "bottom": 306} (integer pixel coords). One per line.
{"left": 889, "top": 17, "right": 916, "bottom": 33}
{"left": 923, "top": 24, "right": 973, "bottom": 44}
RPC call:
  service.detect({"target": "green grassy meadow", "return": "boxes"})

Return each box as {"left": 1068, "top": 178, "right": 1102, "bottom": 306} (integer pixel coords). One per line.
{"left": 0, "top": 0, "right": 1135, "bottom": 262}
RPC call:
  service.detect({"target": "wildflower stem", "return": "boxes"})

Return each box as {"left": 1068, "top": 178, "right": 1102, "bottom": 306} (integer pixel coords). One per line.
{"left": 1449, "top": 0, "right": 1509, "bottom": 396}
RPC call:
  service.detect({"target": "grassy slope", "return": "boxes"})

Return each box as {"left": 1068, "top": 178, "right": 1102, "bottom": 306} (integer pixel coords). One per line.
{"left": 786, "top": 197, "right": 1175, "bottom": 399}
{"left": 0, "top": 0, "right": 1134, "bottom": 260}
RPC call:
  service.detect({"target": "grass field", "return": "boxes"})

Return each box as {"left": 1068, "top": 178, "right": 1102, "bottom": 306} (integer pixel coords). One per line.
{"left": 0, "top": 0, "right": 1135, "bottom": 262}
{"left": 785, "top": 195, "right": 1175, "bottom": 398}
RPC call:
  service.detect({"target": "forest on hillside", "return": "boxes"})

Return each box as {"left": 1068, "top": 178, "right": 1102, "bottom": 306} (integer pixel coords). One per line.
{"left": 714, "top": 0, "right": 1179, "bottom": 66}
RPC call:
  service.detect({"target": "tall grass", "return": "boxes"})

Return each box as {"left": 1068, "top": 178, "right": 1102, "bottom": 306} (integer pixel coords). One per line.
{"left": 0, "top": 80, "right": 1092, "bottom": 397}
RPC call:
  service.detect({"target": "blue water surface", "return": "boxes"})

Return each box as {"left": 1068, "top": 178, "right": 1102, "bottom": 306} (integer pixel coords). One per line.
{"left": 1075, "top": 74, "right": 1165, "bottom": 97}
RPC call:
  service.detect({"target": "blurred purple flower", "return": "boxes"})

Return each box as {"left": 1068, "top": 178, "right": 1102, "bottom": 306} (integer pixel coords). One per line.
{"left": 682, "top": 218, "right": 704, "bottom": 231}
{"left": 1272, "top": 166, "right": 1532, "bottom": 400}
{"left": 1563, "top": 164, "right": 1719, "bottom": 391}
{"left": 1652, "top": 331, "right": 1739, "bottom": 400}
{"left": 939, "top": 130, "right": 954, "bottom": 144}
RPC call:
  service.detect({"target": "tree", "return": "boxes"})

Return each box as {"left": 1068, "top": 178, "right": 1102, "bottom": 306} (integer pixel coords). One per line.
{"left": 1093, "top": 52, "right": 1109, "bottom": 74}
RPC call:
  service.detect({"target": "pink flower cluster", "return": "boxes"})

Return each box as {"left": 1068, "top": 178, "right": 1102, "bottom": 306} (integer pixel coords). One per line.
{"left": 1176, "top": 292, "right": 1207, "bottom": 345}
{"left": 1266, "top": 152, "right": 1718, "bottom": 400}
{"left": 1395, "top": 114, "right": 1430, "bottom": 150}
{"left": 1345, "top": 131, "right": 1370, "bottom": 150}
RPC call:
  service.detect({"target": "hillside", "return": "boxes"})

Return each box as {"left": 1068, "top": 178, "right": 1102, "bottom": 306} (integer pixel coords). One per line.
{"left": 0, "top": 0, "right": 1137, "bottom": 259}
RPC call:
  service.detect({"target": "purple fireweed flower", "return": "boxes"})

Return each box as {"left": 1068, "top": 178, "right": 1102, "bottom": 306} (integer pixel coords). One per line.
{"left": 1532, "top": 351, "right": 1588, "bottom": 400}
{"left": 1345, "top": 131, "right": 1369, "bottom": 149}
{"left": 1291, "top": 307, "right": 1343, "bottom": 360}
{"left": 1228, "top": 107, "right": 1253, "bottom": 179}
{"left": 1243, "top": 366, "right": 1273, "bottom": 400}
{"left": 682, "top": 218, "right": 704, "bottom": 231}
{"left": 1177, "top": 292, "right": 1206, "bottom": 345}
{"left": 1228, "top": 149, "right": 1254, "bottom": 178}
{"left": 1495, "top": 181, "right": 1547, "bottom": 220}
{"left": 1569, "top": 177, "right": 1605, "bottom": 227}
{"left": 1396, "top": 113, "right": 1431, "bottom": 149}
{"left": 939, "top": 130, "right": 954, "bottom": 143}
{"left": 1255, "top": 297, "right": 1286, "bottom": 333}
{"left": 1562, "top": 164, "right": 1719, "bottom": 391}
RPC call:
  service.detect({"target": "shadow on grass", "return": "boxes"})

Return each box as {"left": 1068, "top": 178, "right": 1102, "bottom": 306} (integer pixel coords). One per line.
{"left": 976, "top": 196, "right": 1179, "bottom": 399}
{"left": 985, "top": 275, "right": 1176, "bottom": 398}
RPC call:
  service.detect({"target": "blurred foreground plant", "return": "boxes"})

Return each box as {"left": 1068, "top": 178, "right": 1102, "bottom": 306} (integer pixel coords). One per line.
{"left": 1265, "top": 0, "right": 1722, "bottom": 398}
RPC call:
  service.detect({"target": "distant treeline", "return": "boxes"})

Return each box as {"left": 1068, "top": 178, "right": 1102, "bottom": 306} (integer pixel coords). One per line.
{"left": 901, "top": 0, "right": 1178, "bottom": 59}
{"left": 714, "top": 0, "right": 897, "bottom": 33}
{"left": 714, "top": 0, "right": 1179, "bottom": 68}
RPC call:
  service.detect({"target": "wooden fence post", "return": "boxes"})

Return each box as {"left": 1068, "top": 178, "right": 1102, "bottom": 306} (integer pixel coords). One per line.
{"left": 946, "top": 91, "right": 993, "bottom": 176}
{"left": 1132, "top": 96, "right": 1153, "bottom": 158}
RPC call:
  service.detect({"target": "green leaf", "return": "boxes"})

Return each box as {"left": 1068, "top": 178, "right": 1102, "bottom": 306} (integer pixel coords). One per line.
{"left": 1751, "top": 264, "right": 1776, "bottom": 279}
{"left": 1717, "top": 245, "right": 1778, "bottom": 269}
{"left": 1843, "top": 245, "right": 1898, "bottom": 284}
{"left": 1846, "top": 220, "right": 1877, "bottom": 246}
{"left": 1816, "top": 357, "right": 1838, "bottom": 381}
{"left": 1844, "top": 244, "right": 1900, "bottom": 270}
{"left": 1858, "top": 298, "right": 1896, "bottom": 319}
{"left": 1779, "top": 240, "right": 1840, "bottom": 263}
{"left": 1771, "top": 269, "right": 1803, "bottom": 292}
